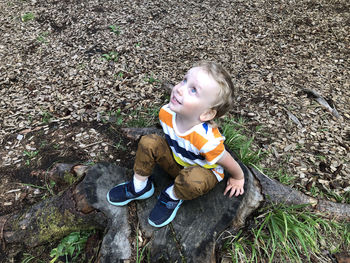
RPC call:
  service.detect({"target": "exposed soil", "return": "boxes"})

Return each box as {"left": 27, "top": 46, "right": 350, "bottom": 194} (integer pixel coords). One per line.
{"left": 0, "top": 0, "right": 349, "bottom": 262}
{"left": 0, "top": 121, "right": 137, "bottom": 216}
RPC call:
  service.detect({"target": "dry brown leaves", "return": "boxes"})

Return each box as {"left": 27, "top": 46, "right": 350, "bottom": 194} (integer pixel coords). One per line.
{"left": 0, "top": 0, "right": 349, "bottom": 201}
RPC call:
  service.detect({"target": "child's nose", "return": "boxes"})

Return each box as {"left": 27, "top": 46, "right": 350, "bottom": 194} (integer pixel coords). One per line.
{"left": 177, "top": 84, "right": 184, "bottom": 95}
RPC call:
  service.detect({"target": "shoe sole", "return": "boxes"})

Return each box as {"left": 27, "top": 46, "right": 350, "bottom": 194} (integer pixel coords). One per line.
{"left": 148, "top": 200, "right": 183, "bottom": 228}
{"left": 106, "top": 182, "right": 155, "bottom": 206}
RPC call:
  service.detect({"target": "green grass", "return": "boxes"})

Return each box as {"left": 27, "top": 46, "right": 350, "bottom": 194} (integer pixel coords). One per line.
{"left": 21, "top": 12, "right": 35, "bottom": 22}
{"left": 226, "top": 204, "right": 350, "bottom": 263}
{"left": 109, "top": 25, "right": 120, "bottom": 35}
{"left": 98, "top": 109, "right": 123, "bottom": 124}
{"left": 102, "top": 51, "right": 119, "bottom": 62}
{"left": 136, "top": 224, "right": 150, "bottom": 263}
{"left": 144, "top": 75, "right": 159, "bottom": 84}
{"left": 37, "top": 31, "right": 49, "bottom": 43}
{"left": 22, "top": 163, "right": 59, "bottom": 198}
{"left": 41, "top": 110, "right": 53, "bottom": 124}
{"left": 322, "top": 188, "right": 350, "bottom": 204}
{"left": 23, "top": 150, "right": 39, "bottom": 159}
{"left": 109, "top": 109, "right": 123, "bottom": 125}
{"left": 126, "top": 106, "right": 160, "bottom": 127}
{"left": 265, "top": 168, "right": 295, "bottom": 185}
{"left": 220, "top": 115, "right": 350, "bottom": 205}
{"left": 113, "top": 139, "right": 127, "bottom": 151}
{"left": 23, "top": 149, "right": 39, "bottom": 165}
{"left": 21, "top": 183, "right": 47, "bottom": 190}
{"left": 83, "top": 161, "right": 96, "bottom": 166}
{"left": 217, "top": 117, "right": 350, "bottom": 261}
{"left": 219, "top": 116, "right": 266, "bottom": 167}
{"left": 116, "top": 72, "right": 124, "bottom": 80}
{"left": 21, "top": 178, "right": 56, "bottom": 199}
{"left": 316, "top": 155, "right": 326, "bottom": 161}
{"left": 22, "top": 253, "right": 44, "bottom": 263}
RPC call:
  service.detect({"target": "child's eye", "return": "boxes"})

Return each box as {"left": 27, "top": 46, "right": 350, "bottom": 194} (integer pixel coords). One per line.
{"left": 190, "top": 87, "right": 197, "bottom": 93}
{"left": 183, "top": 78, "right": 187, "bottom": 84}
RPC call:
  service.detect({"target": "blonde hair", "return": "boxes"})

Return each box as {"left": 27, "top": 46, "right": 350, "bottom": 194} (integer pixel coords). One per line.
{"left": 195, "top": 61, "right": 235, "bottom": 118}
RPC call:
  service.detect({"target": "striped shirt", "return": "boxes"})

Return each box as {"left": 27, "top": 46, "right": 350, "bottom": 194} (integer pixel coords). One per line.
{"left": 159, "top": 104, "right": 225, "bottom": 181}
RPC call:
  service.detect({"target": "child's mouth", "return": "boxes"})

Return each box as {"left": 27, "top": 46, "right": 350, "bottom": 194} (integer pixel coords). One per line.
{"left": 172, "top": 96, "right": 181, "bottom": 105}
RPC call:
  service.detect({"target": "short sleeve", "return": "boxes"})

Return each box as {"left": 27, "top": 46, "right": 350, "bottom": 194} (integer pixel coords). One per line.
{"left": 200, "top": 138, "right": 225, "bottom": 165}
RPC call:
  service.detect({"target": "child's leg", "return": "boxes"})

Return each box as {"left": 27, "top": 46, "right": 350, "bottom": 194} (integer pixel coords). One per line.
{"left": 133, "top": 134, "right": 182, "bottom": 178}
{"left": 173, "top": 166, "right": 218, "bottom": 200}
{"left": 107, "top": 134, "right": 181, "bottom": 206}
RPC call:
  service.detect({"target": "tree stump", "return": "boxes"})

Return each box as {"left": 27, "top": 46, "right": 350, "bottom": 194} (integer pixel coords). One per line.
{"left": 82, "top": 157, "right": 260, "bottom": 262}
{"left": 2, "top": 154, "right": 350, "bottom": 262}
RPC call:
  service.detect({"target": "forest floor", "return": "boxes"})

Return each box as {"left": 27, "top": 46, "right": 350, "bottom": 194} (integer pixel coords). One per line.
{"left": 0, "top": 0, "right": 349, "bottom": 262}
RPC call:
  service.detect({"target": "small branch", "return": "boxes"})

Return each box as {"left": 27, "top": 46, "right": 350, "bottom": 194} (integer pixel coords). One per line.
{"left": 286, "top": 110, "right": 302, "bottom": 128}
{"left": 303, "top": 89, "right": 341, "bottom": 119}
{"left": 81, "top": 141, "right": 104, "bottom": 149}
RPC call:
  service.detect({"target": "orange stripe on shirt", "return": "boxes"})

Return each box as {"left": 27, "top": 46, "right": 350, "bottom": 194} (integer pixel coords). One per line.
{"left": 160, "top": 108, "right": 208, "bottom": 150}
{"left": 212, "top": 128, "right": 222, "bottom": 138}
{"left": 213, "top": 168, "right": 225, "bottom": 179}
{"left": 159, "top": 108, "right": 173, "bottom": 128}
{"left": 180, "top": 132, "right": 208, "bottom": 151}
{"left": 202, "top": 142, "right": 225, "bottom": 162}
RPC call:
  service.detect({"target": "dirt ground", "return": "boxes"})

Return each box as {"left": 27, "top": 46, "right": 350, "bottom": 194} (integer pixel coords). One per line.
{"left": 1, "top": 0, "right": 350, "bottom": 262}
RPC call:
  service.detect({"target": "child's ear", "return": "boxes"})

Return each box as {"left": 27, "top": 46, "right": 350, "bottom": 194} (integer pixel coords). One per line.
{"left": 200, "top": 109, "right": 217, "bottom": 122}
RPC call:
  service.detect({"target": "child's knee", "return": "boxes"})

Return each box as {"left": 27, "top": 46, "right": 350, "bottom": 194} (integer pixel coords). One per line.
{"left": 138, "top": 134, "right": 165, "bottom": 154}
{"left": 139, "top": 134, "right": 162, "bottom": 146}
{"left": 174, "top": 167, "right": 216, "bottom": 200}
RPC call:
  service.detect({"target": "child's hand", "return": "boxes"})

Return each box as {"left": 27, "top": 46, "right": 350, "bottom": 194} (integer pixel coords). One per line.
{"left": 224, "top": 177, "right": 244, "bottom": 197}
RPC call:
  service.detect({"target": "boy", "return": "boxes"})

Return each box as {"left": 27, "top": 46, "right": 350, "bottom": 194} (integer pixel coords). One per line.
{"left": 107, "top": 61, "right": 245, "bottom": 227}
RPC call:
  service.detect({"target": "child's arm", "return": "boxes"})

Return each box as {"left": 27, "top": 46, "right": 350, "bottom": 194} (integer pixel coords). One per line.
{"left": 217, "top": 150, "right": 245, "bottom": 197}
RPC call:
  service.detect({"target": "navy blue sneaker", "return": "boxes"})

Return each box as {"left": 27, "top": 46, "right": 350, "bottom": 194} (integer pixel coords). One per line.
{"left": 148, "top": 188, "right": 183, "bottom": 228}
{"left": 107, "top": 178, "right": 154, "bottom": 206}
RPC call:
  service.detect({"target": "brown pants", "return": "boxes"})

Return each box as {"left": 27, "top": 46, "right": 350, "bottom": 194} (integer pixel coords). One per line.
{"left": 134, "top": 134, "right": 218, "bottom": 200}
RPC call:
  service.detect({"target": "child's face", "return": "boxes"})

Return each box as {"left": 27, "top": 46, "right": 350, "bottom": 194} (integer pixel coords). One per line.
{"left": 169, "top": 67, "right": 220, "bottom": 122}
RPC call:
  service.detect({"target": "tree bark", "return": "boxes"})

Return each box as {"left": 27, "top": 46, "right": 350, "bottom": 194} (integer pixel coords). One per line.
{"left": 0, "top": 165, "right": 107, "bottom": 249}
{"left": 251, "top": 166, "right": 350, "bottom": 221}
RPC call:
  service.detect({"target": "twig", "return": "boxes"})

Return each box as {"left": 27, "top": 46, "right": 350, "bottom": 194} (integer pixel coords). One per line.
{"left": 286, "top": 110, "right": 302, "bottom": 128}
{"left": 81, "top": 140, "right": 104, "bottom": 149}
{"left": 303, "top": 89, "right": 341, "bottom": 119}
{"left": 5, "top": 189, "right": 21, "bottom": 194}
